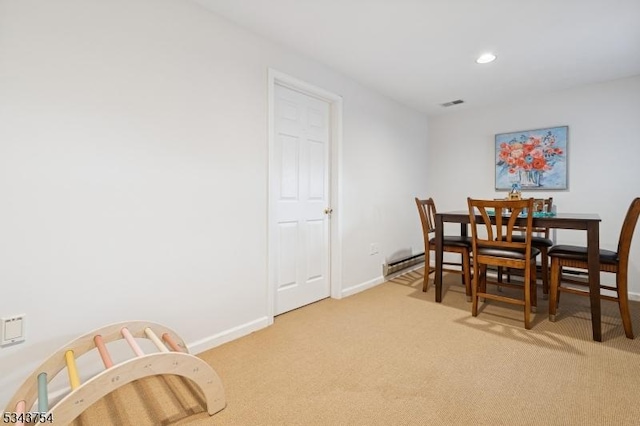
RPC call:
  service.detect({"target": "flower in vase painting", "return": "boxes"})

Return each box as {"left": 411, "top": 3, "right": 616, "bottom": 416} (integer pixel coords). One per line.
{"left": 495, "top": 126, "right": 567, "bottom": 190}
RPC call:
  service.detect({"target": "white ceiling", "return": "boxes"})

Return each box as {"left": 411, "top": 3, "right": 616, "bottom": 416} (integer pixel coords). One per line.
{"left": 193, "top": 0, "right": 640, "bottom": 116}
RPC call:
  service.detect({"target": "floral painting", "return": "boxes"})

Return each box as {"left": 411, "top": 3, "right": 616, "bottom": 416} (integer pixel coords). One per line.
{"left": 495, "top": 126, "right": 568, "bottom": 190}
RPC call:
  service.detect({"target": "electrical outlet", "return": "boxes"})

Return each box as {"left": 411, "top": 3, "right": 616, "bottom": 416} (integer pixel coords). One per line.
{"left": 1, "top": 314, "right": 26, "bottom": 346}
{"left": 369, "top": 243, "right": 379, "bottom": 255}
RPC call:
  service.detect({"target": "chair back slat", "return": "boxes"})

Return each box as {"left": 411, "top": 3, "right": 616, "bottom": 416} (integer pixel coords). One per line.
{"left": 617, "top": 197, "right": 640, "bottom": 269}
{"left": 467, "top": 198, "right": 535, "bottom": 256}
{"left": 415, "top": 197, "right": 437, "bottom": 235}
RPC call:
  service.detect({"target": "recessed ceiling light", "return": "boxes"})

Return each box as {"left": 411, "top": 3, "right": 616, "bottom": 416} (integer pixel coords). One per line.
{"left": 476, "top": 53, "right": 497, "bottom": 64}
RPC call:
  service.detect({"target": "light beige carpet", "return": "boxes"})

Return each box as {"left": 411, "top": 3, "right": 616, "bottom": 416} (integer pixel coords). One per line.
{"left": 71, "top": 270, "right": 640, "bottom": 425}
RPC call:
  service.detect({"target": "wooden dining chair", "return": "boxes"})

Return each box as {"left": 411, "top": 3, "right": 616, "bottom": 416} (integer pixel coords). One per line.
{"left": 501, "top": 197, "right": 554, "bottom": 298}
{"left": 467, "top": 197, "right": 540, "bottom": 329}
{"left": 548, "top": 197, "right": 640, "bottom": 339}
{"left": 415, "top": 197, "right": 472, "bottom": 299}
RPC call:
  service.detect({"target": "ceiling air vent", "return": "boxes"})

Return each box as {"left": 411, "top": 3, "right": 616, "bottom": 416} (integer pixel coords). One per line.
{"left": 441, "top": 99, "right": 465, "bottom": 107}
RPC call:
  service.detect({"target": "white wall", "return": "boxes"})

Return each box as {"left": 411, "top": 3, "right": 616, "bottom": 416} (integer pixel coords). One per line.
{"left": 0, "top": 0, "right": 428, "bottom": 408}
{"left": 427, "top": 75, "right": 640, "bottom": 295}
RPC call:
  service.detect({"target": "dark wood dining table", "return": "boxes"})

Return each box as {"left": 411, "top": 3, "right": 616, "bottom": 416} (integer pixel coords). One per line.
{"left": 434, "top": 210, "right": 603, "bottom": 341}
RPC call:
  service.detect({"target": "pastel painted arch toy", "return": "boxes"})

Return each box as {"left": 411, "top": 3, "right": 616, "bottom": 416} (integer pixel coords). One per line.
{"left": 3, "top": 321, "right": 225, "bottom": 425}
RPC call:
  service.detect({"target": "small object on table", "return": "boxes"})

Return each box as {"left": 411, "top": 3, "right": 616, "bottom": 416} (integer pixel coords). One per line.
{"left": 508, "top": 183, "right": 522, "bottom": 200}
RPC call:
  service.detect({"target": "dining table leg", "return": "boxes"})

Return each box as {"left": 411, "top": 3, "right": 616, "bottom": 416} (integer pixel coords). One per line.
{"left": 587, "top": 221, "right": 602, "bottom": 342}
{"left": 435, "top": 214, "right": 444, "bottom": 302}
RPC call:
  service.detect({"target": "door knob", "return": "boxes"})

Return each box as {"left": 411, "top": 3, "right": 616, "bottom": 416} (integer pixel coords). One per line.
{"left": 324, "top": 208, "right": 333, "bottom": 215}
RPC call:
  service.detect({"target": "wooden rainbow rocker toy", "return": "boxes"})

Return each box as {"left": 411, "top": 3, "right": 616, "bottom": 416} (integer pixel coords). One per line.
{"left": 2, "top": 321, "right": 226, "bottom": 425}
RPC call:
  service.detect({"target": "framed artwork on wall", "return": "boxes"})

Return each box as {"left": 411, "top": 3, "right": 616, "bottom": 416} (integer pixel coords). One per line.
{"left": 495, "top": 125, "right": 568, "bottom": 190}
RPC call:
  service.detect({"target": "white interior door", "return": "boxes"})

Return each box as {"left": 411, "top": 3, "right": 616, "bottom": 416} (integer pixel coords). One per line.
{"left": 272, "top": 83, "right": 331, "bottom": 315}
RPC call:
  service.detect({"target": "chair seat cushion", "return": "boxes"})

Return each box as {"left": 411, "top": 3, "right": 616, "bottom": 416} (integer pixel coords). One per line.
{"left": 477, "top": 247, "right": 541, "bottom": 260}
{"left": 508, "top": 235, "right": 554, "bottom": 247}
{"left": 429, "top": 236, "right": 472, "bottom": 247}
{"left": 548, "top": 245, "right": 618, "bottom": 264}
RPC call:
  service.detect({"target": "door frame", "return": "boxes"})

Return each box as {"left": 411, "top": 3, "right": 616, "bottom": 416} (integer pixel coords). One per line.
{"left": 267, "top": 68, "right": 343, "bottom": 324}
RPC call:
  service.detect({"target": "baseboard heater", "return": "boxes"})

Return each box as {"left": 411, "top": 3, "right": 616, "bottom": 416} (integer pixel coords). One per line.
{"left": 383, "top": 253, "right": 425, "bottom": 277}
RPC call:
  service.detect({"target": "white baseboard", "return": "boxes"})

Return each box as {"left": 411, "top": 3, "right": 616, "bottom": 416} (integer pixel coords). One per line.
{"left": 341, "top": 275, "right": 385, "bottom": 298}
{"left": 340, "top": 262, "right": 428, "bottom": 299}
{"left": 188, "top": 316, "right": 270, "bottom": 355}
